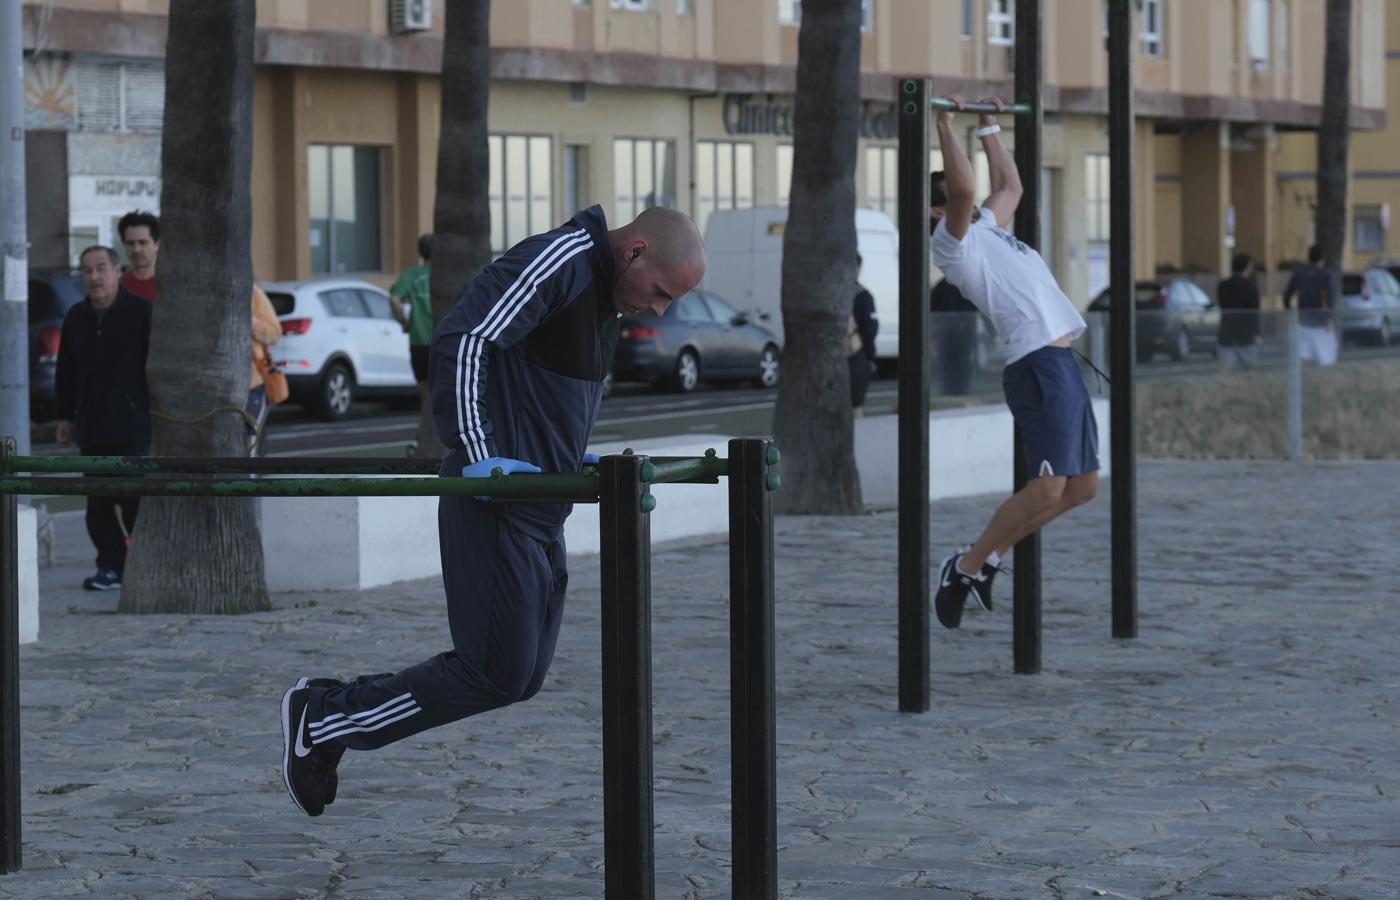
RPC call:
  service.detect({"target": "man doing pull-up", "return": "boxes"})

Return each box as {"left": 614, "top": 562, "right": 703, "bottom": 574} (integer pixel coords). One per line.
{"left": 929, "top": 96, "right": 1099, "bottom": 630}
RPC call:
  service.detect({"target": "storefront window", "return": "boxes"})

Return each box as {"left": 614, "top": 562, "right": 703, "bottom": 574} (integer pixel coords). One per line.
{"left": 777, "top": 144, "right": 793, "bottom": 206}
{"left": 695, "top": 140, "right": 754, "bottom": 234}
{"left": 488, "top": 134, "right": 554, "bottom": 254}
{"left": 308, "top": 144, "right": 383, "bottom": 274}
{"left": 613, "top": 138, "right": 677, "bottom": 224}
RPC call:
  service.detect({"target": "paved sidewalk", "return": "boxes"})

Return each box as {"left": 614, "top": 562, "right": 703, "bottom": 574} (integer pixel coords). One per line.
{"left": 5, "top": 460, "right": 1398, "bottom": 899}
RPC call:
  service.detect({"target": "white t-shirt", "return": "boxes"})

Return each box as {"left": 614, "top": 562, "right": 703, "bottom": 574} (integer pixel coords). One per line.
{"left": 932, "top": 207, "right": 1085, "bottom": 364}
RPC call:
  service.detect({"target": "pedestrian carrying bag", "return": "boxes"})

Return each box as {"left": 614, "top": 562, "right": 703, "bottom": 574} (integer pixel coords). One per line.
{"left": 256, "top": 350, "right": 289, "bottom": 405}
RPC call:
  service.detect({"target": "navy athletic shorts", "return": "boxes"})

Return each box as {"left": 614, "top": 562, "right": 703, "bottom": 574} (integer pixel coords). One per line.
{"left": 1001, "top": 345, "right": 1099, "bottom": 478}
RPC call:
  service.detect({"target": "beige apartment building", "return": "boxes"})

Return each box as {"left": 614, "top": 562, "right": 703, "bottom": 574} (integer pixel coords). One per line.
{"left": 18, "top": 0, "right": 1393, "bottom": 306}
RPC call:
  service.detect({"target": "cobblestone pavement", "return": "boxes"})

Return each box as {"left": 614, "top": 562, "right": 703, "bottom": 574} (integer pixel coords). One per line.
{"left": 4, "top": 460, "right": 1398, "bottom": 899}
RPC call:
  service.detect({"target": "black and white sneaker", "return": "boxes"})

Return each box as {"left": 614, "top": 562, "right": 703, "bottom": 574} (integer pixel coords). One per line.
{"left": 280, "top": 677, "right": 344, "bottom": 816}
{"left": 82, "top": 569, "right": 121, "bottom": 591}
{"left": 965, "top": 561, "right": 995, "bottom": 613}
{"left": 935, "top": 552, "right": 973, "bottom": 630}
{"left": 303, "top": 678, "right": 347, "bottom": 804}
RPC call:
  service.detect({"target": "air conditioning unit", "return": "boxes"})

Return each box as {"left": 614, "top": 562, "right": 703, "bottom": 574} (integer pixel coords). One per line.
{"left": 390, "top": 0, "right": 433, "bottom": 34}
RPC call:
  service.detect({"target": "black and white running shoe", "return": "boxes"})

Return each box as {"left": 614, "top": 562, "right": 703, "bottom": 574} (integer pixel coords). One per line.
{"left": 280, "top": 676, "right": 345, "bottom": 816}
{"left": 935, "top": 552, "right": 973, "bottom": 630}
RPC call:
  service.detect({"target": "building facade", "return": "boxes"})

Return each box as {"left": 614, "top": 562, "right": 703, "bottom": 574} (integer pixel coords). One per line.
{"left": 18, "top": 0, "right": 1392, "bottom": 306}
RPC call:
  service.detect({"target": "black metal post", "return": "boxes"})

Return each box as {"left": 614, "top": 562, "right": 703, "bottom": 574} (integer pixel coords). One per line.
{"left": 896, "top": 77, "right": 931, "bottom": 713}
{"left": 1011, "top": 0, "right": 1044, "bottom": 674}
{"left": 728, "top": 439, "right": 777, "bottom": 899}
{"left": 598, "top": 454, "right": 654, "bottom": 900}
{"left": 1108, "top": 0, "right": 1139, "bottom": 639}
{"left": 1, "top": 437, "right": 19, "bottom": 873}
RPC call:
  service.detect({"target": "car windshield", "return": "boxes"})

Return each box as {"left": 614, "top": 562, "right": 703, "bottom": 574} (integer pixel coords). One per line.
{"left": 1341, "top": 275, "right": 1364, "bottom": 295}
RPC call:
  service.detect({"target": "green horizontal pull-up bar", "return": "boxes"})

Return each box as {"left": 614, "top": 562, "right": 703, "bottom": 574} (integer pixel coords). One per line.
{"left": 0, "top": 474, "right": 602, "bottom": 503}
{"left": 929, "top": 97, "right": 1033, "bottom": 115}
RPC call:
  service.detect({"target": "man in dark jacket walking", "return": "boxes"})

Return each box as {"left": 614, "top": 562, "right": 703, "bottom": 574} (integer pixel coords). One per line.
{"left": 53, "top": 246, "right": 153, "bottom": 591}
{"left": 1216, "top": 253, "right": 1262, "bottom": 371}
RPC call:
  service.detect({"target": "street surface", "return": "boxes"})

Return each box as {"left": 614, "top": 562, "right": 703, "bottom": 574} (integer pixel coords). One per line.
{"left": 9, "top": 460, "right": 1398, "bottom": 898}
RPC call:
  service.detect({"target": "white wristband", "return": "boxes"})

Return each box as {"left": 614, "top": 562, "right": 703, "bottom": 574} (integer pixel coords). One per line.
{"left": 974, "top": 123, "right": 1002, "bottom": 137}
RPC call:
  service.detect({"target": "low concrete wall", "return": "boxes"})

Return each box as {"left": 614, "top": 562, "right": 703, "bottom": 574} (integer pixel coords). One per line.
{"left": 1137, "top": 357, "right": 1400, "bottom": 460}
{"left": 17, "top": 506, "right": 38, "bottom": 643}
{"left": 262, "top": 403, "right": 1109, "bottom": 592}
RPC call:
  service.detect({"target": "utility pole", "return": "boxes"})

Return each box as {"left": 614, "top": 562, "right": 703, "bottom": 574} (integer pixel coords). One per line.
{"left": 1, "top": 0, "right": 30, "bottom": 455}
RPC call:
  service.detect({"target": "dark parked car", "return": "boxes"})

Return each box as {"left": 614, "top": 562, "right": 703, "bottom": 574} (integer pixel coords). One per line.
{"left": 1088, "top": 278, "right": 1219, "bottom": 361}
{"left": 613, "top": 290, "right": 781, "bottom": 392}
{"left": 27, "top": 269, "right": 86, "bottom": 420}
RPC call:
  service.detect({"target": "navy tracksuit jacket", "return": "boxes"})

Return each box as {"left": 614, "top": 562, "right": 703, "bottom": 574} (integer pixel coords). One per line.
{"left": 308, "top": 207, "right": 619, "bottom": 750}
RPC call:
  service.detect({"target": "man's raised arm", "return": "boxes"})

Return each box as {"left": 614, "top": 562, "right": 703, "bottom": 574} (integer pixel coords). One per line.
{"left": 975, "top": 97, "right": 1023, "bottom": 229}
{"left": 936, "top": 96, "right": 977, "bottom": 241}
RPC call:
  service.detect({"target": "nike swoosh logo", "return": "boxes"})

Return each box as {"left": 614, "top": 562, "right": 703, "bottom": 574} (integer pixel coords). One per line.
{"left": 294, "top": 706, "right": 314, "bottom": 758}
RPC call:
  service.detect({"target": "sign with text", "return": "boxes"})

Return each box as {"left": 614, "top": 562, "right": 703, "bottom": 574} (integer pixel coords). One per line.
{"left": 722, "top": 95, "right": 897, "bottom": 141}
{"left": 69, "top": 176, "right": 162, "bottom": 215}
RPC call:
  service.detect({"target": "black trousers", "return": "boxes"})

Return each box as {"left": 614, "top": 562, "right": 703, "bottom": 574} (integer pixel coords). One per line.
{"left": 849, "top": 354, "right": 872, "bottom": 407}
{"left": 306, "top": 493, "right": 569, "bottom": 751}
{"left": 80, "top": 442, "right": 147, "bottom": 573}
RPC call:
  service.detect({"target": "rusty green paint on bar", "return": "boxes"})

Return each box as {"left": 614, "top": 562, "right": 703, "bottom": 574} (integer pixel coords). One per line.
{"left": 644, "top": 457, "right": 724, "bottom": 485}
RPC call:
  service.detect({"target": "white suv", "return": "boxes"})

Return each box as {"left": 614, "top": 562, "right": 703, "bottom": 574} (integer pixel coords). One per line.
{"left": 263, "top": 278, "right": 416, "bottom": 420}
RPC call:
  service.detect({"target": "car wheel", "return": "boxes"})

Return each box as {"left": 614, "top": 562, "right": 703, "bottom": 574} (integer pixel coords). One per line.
{"left": 316, "top": 361, "right": 355, "bottom": 421}
{"left": 753, "top": 345, "right": 780, "bottom": 388}
{"left": 1170, "top": 327, "right": 1190, "bottom": 362}
{"left": 667, "top": 348, "right": 701, "bottom": 393}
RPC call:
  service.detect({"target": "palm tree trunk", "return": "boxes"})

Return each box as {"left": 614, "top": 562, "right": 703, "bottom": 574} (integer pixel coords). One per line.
{"left": 1315, "top": 0, "right": 1352, "bottom": 271}
{"left": 120, "top": 0, "right": 269, "bottom": 614}
{"left": 419, "top": 0, "right": 493, "bottom": 460}
{"left": 771, "top": 0, "right": 864, "bottom": 515}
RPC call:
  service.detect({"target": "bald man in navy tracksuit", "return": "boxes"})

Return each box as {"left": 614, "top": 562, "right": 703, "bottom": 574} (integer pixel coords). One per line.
{"left": 279, "top": 205, "right": 706, "bottom": 817}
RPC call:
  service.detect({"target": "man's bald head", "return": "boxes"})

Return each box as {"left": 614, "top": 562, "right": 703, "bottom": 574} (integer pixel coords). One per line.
{"left": 608, "top": 207, "right": 707, "bottom": 317}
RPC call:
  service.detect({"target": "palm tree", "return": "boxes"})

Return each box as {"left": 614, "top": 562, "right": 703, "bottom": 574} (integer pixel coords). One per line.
{"left": 771, "top": 0, "right": 864, "bottom": 515}
{"left": 1315, "top": 0, "right": 1351, "bottom": 271}
{"left": 120, "top": 0, "right": 269, "bottom": 614}
{"left": 417, "top": 0, "right": 494, "bottom": 459}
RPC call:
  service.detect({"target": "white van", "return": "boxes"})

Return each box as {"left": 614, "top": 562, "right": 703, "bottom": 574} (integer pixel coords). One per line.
{"left": 701, "top": 206, "right": 904, "bottom": 364}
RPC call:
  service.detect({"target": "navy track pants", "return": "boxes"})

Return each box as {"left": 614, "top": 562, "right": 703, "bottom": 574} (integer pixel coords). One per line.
{"left": 305, "top": 493, "right": 568, "bottom": 751}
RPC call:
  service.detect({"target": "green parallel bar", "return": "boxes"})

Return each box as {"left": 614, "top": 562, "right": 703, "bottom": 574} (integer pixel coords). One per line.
{"left": 929, "top": 97, "right": 1032, "bottom": 115}
{"left": 0, "top": 475, "right": 600, "bottom": 502}
{"left": 642, "top": 457, "right": 725, "bottom": 485}
{"left": 5, "top": 455, "right": 439, "bottom": 476}
{"left": 7, "top": 454, "right": 730, "bottom": 479}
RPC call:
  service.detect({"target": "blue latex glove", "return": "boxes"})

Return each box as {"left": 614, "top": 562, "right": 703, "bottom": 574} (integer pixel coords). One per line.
{"left": 581, "top": 453, "right": 601, "bottom": 466}
{"left": 461, "top": 456, "right": 542, "bottom": 500}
